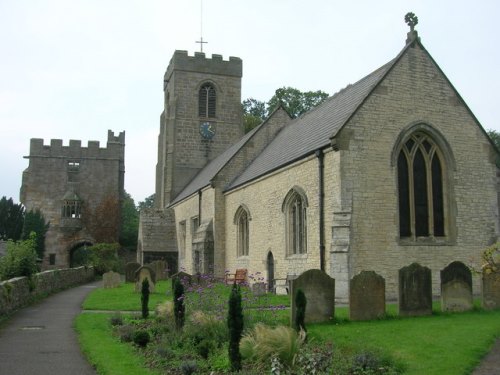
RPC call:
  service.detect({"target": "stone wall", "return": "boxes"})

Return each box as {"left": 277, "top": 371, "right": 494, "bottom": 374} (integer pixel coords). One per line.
{"left": 0, "top": 266, "right": 95, "bottom": 316}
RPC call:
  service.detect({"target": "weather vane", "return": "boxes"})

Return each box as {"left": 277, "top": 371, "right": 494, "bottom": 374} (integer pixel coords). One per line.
{"left": 195, "top": 0, "right": 207, "bottom": 52}
{"left": 404, "top": 12, "right": 418, "bottom": 31}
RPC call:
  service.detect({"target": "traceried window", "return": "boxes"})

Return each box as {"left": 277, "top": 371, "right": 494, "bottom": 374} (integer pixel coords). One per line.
{"left": 199, "top": 83, "right": 216, "bottom": 118}
{"left": 397, "top": 132, "right": 445, "bottom": 238}
{"left": 234, "top": 206, "right": 250, "bottom": 257}
{"left": 283, "top": 188, "right": 308, "bottom": 255}
{"left": 62, "top": 199, "right": 82, "bottom": 219}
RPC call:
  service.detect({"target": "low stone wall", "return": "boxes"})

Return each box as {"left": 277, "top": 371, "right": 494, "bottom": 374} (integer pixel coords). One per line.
{"left": 0, "top": 266, "right": 95, "bottom": 316}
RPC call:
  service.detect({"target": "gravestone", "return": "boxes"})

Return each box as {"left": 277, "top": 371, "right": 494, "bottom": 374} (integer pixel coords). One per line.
{"left": 482, "top": 270, "right": 500, "bottom": 310}
{"left": 398, "top": 263, "right": 432, "bottom": 317}
{"left": 135, "top": 266, "right": 156, "bottom": 293}
{"left": 124, "top": 262, "right": 140, "bottom": 283}
{"left": 252, "top": 282, "right": 267, "bottom": 297}
{"left": 440, "top": 261, "right": 472, "bottom": 312}
{"left": 171, "top": 271, "right": 193, "bottom": 291}
{"left": 349, "top": 271, "right": 385, "bottom": 321}
{"left": 103, "top": 271, "right": 121, "bottom": 288}
{"left": 290, "top": 269, "right": 335, "bottom": 324}
{"left": 147, "top": 260, "right": 169, "bottom": 281}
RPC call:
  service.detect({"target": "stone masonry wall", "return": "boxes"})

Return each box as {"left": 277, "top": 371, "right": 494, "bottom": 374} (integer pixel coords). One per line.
{"left": 338, "top": 43, "right": 498, "bottom": 300}
{"left": 0, "top": 266, "right": 95, "bottom": 316}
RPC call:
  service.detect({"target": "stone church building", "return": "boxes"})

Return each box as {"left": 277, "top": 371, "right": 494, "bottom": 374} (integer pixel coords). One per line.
{"left": 138, "top": 24, "right": 499, "bottom": 300}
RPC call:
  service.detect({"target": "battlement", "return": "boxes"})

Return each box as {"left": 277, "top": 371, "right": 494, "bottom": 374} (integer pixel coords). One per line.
{"left": 26, "top": 130, "right": 125, "bottom": 160}
{"left": 164, "top": 50, "right": 242, "bottom": 82}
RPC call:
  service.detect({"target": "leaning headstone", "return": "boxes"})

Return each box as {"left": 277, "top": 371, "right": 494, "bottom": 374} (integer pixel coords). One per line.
{"left": 147, "top": 260, "right": 169, "bottom": 281}
{"left": 135, "top": 266, "right": 156, "bottom": 293}
{"left": 290, "top": 269, "right": 335, "bottom": 324}
{"left": 398, "top": 263, "right": 432, "bottom": 317}
{"left": 440, "top": 261, "right": 473, "bottom": 312}
{"left": 103, "top": 271, "right": 121, "bottom": 289}
{"left": 482, "top": 270, "right": 500, "bottom": 310}
{"left": 125, "top": 262, "right": 141, "bottom": 283}
{"left": 349, "top": 271, "right": 385, "bottom": 321}
{"left": 171, "top": 271, "right": 193, "bottom": 290}
{"left": 252, "top": 282, "right": 267, "bottom": 297}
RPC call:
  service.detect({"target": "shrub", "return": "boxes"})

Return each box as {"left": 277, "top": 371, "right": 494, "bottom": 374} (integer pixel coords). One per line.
{"left": 132, "top": 329, "right": 150, "bottom": 347}
{"left": 228, "top": 283, "right": 243, "bottom": 371}
{"left": 155, "top": 301, "right": 174, "bottom": 321}
{"left": 173, "top": 277, "right": 185, "bottom": 329}
{"left": 294, "top": 288, "right": 307, "bottom": 332}
{"left": 109, "top": 314, "right": 123, "bottom": 326}
{"left": 180, "top": 360, "right": 198, "bottom": 375}
{"left": 141, "top": 278, "right": 150, "bottom": 319}
{"left": 240, "top": 323, "right": 305, "bottom": 368}
{"left": 0, "top": 232, "right": 38, "bottom": 281}
{"left": 88, "top": 243, "right": 121, "bottom": 276}
{"left": 117, "top": 325, "right": 134, "bottom": 342}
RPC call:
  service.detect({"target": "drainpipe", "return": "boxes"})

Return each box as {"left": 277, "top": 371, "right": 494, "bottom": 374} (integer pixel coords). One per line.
{"left": 315, "top": 149, "right": 325, "bottom": 272}
{"left": 198, "top": 190, "right": 202, "bottom": 225}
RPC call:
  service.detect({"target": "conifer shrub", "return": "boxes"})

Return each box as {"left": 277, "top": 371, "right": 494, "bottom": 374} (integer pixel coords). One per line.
{"left": 141, "top": 278, "right": 150, "bottom": 319}
{"left": 173, "top": 277, "right": 185, "bottom": 329}
{"left": 228, "top": 283, "right": 243, "bottom": 372}
{"left": 132, "top": 329, "right": 150, "bottom": 347}
{"left": 295, "top": 288, "right": 307, "bottom": 332}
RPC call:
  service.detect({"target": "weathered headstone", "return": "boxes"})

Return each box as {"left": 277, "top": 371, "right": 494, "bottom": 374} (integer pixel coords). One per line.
{"left": 349, "top": 271, "right": 385, "bottom": 321}
{"left": 252, "top": 282, "right": 267, "bottom": 297}
{"left": 147, "top": 260, "right": 169, "bottom": 281}
{"left": 103, "top": 271, "right": 121, "bottom": 289}
{"left": 124, "top": 262, "right": 140, "bottom": 283}
{"left": 135, "top": 266, "right": 156, "bottom": 293}
{"left": 290, "top": 269, "right": 335, "bottom": 324}
{"left": 440, "top": 261, "right": 472, "bottom": 312}
{"left": 482, "top": 270, "right": 500, "bottom": 310}
{"left": 398, "top": 263, "right": 432, "bottom": 317}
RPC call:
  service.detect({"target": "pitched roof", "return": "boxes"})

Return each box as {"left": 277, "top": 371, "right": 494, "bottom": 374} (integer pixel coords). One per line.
{"left": 227, "top": 55, "right": 399, "bottom": 191}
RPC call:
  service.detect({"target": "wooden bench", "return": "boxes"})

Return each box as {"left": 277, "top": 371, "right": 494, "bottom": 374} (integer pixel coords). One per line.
{"left": 225, "top": 269, "right": 247, "bottom": 285}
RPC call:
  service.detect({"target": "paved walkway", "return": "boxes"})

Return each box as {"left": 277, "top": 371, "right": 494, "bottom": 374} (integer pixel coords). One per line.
{"left": 0, "top": 281, "right": 99, "bottom": 375}
{"left": 471, "top": 338, "right": 500, "bottom": 375}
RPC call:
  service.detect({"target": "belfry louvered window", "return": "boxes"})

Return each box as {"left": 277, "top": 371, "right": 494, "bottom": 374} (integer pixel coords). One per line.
{"left": 199, "top": 83, "right": 216, "bottom": 118}
{"left": 397, "top": 132, "right": 445, "bottom": 238}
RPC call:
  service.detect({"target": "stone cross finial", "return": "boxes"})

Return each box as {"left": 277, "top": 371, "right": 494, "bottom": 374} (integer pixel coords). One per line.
{"left": 405, "top": 12, "right": 418, "bottom": 31}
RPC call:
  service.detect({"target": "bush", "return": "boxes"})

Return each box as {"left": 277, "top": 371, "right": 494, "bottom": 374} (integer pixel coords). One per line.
{"left": 117, "top": 325, "right": 134, "bottom": 342}
{"left": 132, "top": 329, "right": 150, "bottom": 347}
{"left": 173, "top": 277, "right": 185, "bottom": 329}
{"left": 240, "top": 323, "right": 306, "bottom": 368}
{"left": 109, "top": 314, "right": 123, "bottom": 326}
{"left": 155, "top": 301, "right": 174, "bottom": 321}
{"left": 180, "top": 361, "right": 198, "bottom": 375}
{"left": 88, "top": 243, "right": 121, "bottom": 276}
{"left": 295, "top": 288, "right": 307, "bottom": 332}
{"left": 141, "top": 278, "right": 150, "bottom": 319}
{"left": 228, "top": 283, "right": 243, "bottom": 371}
{"left": 0, "top": 232, "right": 38, "bottom": 281}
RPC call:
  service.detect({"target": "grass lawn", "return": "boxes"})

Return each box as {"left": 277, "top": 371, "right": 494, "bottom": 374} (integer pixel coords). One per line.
{"left": 77, "top": 281, "right": 500, "bottom": 374}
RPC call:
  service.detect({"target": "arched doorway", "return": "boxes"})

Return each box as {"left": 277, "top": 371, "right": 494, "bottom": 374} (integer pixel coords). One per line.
{"left": 69, "top": 241, "right": 93, "bottom": 268}
{"left": 267, "top": 251, "right": 275, "bottom": 292}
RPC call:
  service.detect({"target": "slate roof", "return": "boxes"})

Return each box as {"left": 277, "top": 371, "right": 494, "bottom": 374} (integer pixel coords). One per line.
{"left": 227, "top": 57, "right": 397, "bottom": 190}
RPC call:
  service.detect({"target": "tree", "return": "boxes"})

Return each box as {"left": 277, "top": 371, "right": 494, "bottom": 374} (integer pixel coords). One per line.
{"left": 120, "top": 192, "right": 138, "bottom": 249}
{"left": 242, "top": 98, "right": 267, "bottom": 133}
{"left": 141, "top": 278, "right": 150, "bottom": 319}
{"left": 138, "top": 194, "right": 155, "bottom": 210}
{"left": 22, "top": 209, "right": 49, "bottom": 259}
{"left": 0, "top": 232, "right": 38, "bottom": 281}
{"left": 88, "top": 242, "right": 121, "bottom": 275}
{"left": 228, "top": 283, "right": 243, "bottom": 372}
{"left": 487, "top": 129, "right": 500, "bottom": 167}
{"left": 266, "top": 87, "right": 329, "bottom": 119}
{"left": 0, "top": 197, "right": 25, "bottom": 241}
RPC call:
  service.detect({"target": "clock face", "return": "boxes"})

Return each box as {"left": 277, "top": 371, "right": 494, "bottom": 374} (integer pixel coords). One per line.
{"left": 200, "top": 121, "right": 215, "bottom": 139}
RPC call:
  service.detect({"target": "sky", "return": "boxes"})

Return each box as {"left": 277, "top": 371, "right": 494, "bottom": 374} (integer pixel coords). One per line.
{"left": 1, "top": 0, "right": 499, "bottom": 204}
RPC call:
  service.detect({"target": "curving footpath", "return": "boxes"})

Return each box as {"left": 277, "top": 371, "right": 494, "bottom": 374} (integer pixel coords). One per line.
{"left": 0, "top": 281, "right": 99, "bottom": 375}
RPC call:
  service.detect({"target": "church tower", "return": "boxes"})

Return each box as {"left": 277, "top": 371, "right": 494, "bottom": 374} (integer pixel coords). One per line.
{"left": 155, "top": 51, "right": 243, "bottom": 208}
{"left": 138, "top": 51, "right": 243, "bottom": 269}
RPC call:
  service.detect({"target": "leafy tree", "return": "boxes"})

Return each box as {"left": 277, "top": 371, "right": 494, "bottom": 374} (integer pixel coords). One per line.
{"left": 120, "top": 192, "right": 138, "bottom": 249}
{"left": 88, "top": 242, "right": 121, "bottom": 275}
{"left": 242, "top": 98, "right": 267, "bottom": 133}
{"left": 84, "top": 195, "right": 120, "bottom": 243}
{"left": 0, "top": 232, "right": 38, "bottom": 281}
{"left": 266, "top": 87, "right": 329, "bottom": 119}
{"left": 0, "top": 197, "right": 25, "bottom": 241}
{"left": 487, "top": 129, "right": 500, "bottom": 167}
{"left": 228, "top": 283, "right": 243, "bottom": 371}
{"left": 138, "top": 194, "right": 155, "bottom": 210}
{"left": 22, "top": 209, "right": 49, "bottom": 259}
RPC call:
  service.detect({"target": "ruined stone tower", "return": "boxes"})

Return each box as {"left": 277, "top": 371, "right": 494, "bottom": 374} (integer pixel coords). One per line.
{"left": 137, "top": 51, "right": 243, "bottom": 269}
{"left": 20, "top": 130, "right": 125, "bottom": 268}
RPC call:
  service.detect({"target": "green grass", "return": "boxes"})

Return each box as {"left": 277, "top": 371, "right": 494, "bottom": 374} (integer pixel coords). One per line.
{"left": 75, "top": 313, "right": 160, "bottom": 375}
{"left": 309, "top": 309, "right": 500, "bottom": 375}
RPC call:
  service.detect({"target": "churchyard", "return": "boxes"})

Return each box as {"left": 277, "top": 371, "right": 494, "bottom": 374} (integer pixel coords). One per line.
{"left": 74, "top": 263, "right": 500, "bottom": 375}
